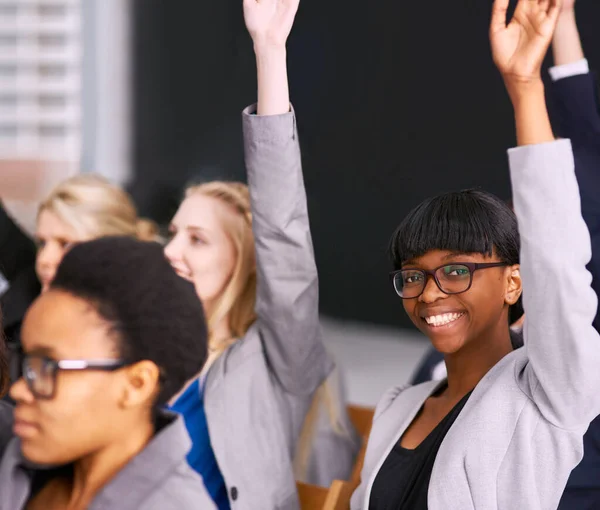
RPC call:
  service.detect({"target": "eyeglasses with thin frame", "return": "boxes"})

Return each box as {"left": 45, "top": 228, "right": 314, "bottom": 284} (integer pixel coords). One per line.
{"left": 21, "top": 355, "right": 127, "bottom": 400}
{"left": 390, "top": 262, "right": 509, "bottom": 299}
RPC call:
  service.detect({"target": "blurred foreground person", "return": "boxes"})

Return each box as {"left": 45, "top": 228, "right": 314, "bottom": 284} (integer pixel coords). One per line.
{"left": 0, "top": 237, "right": 215, "bottom": 510}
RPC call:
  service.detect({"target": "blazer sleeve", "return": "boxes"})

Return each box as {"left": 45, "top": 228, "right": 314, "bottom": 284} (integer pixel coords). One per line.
{"left": 549, "top": 73, "right": 600, "bottom": 332}
{"left": 0, "top": 203, "right": 37, "bottom": 283}
{"left": 510, "top": 139, "right": 600, "bottom": 428}
{"left": 242, "top": 104, "right": 333, "bottom": 396}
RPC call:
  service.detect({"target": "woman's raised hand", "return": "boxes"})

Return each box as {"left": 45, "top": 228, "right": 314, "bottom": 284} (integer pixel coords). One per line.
{"left": 243, "top": 0, "right": 300, "bottom": 50}
{"left": 490, "top": 0, "right": 562, "bottom": 90}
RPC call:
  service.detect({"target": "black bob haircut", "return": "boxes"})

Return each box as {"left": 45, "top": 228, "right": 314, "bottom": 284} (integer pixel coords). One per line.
{"left": 51, "top": 236, "right": 208, "bottom": 407}
{"left": 389, "top": 189, "right": 523, "bottom": 323}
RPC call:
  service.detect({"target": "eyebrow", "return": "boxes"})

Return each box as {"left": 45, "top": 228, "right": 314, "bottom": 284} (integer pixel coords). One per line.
{"left": 25, "top": 345, "right": 58, "bottom": 358}
{"left": 185, "top": 226, "right": 206, "bottom": 233}
{"left": 441, "top": 251, "right": 479, "bottom": 261}
{"left": 34, "top": 234, "right": 77, "bottom": 244}
{"left": 168, "top": 224, "right": 207, "bottom": 233}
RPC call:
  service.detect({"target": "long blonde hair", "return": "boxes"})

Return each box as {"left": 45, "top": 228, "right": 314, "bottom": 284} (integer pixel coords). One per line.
{"left": 38, "top": 174, "right": 158, "bottom": 241}
{"left": 187, "top": 181, "right": 351, "bottom": 481}
{"left": 185, "top": 181, "right": 257, "bottom": 358}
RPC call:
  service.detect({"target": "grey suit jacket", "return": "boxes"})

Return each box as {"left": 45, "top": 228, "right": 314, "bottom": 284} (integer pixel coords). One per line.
{"left": 203, "top": 106, "right": 335, "bottom": 510}
{"left": 352, "top": 140, "right": 600, "bottom": 510}
{"left": 0, "top": 412, "right": 216, "bottom": 510}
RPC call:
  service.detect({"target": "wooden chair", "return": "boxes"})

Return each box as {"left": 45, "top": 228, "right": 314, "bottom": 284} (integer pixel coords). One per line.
{"left": 347, "top": 404, "right": 375, "bottom": 439}
{"left": 297, "top": 480, "right": 354, "bottom": 510}
{"left": 346, "top": 405, "right": 375, "bottom": 488}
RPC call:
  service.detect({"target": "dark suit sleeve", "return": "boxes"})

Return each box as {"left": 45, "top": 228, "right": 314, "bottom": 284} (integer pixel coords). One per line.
{"left": 549, "top": 74, "right": 600, "bottom": 332}
{"left": 0, "top": 203, "right": 37, "bottom": 282}
{"left": 550, "top": 73, "right": 600, "bottom": 142}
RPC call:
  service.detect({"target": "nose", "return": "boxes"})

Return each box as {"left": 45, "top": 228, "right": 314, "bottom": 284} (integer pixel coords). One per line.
{"left": 164, "top": 234, "right": 183, "bottom": 265}
{"left": 36, "top": 242, "right": 63, "bottom": 276}
{"left": 10, "top": 377, "right": 34, "bottom": 404}
{"left": 418, "top": 275, "right": 448, "bottom": 304}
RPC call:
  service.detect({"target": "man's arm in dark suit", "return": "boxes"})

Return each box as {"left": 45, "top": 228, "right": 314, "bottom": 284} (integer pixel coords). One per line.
{"left": 551, "top": 72, "right": 600, "bottom": 142}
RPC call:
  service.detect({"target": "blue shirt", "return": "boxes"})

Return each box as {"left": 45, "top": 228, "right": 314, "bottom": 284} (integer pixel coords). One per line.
{"left": 170, "top": 378, "right": 230, "bottom": 510}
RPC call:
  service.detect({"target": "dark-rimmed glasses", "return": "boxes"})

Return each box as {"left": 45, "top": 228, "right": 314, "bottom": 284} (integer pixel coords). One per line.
{"left": 390, "top": 262, "right": 509, "bottom": 299}
{"left": 22, "top": 355, "right": 127, "bottom": 399}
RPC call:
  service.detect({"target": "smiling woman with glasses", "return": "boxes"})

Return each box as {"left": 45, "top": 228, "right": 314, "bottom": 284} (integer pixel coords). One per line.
{"left": 352, "top": 1, "right": 600, "bottom": 509}
{"left": 0, "top": 236, "right": 216, "bottom": 510}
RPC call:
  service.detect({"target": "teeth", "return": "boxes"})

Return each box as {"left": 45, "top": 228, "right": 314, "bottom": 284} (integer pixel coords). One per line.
{"left": 425, "top": 313, "right": 464, "bottom": 327}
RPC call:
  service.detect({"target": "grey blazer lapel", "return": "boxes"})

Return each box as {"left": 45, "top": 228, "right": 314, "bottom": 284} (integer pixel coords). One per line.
{"left": 359, "top": 379, "right": 447, "bottom": 508}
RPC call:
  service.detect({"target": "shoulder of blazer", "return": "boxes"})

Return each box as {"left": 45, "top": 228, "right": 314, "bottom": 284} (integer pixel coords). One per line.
{"left": 204, "top": 323, "right": 264, "bottom": 387}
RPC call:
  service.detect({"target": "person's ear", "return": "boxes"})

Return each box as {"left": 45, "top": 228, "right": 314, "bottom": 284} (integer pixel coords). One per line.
{"left": 505, "top": 264, "right": 522, "bottom": 306}
{"left": 119, "top": 360, "right": 160, "bottom": 410}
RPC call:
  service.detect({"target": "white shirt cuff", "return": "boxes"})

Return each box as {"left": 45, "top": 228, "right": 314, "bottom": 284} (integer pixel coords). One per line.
{"left": 549, "top": 59, "right": 589, "bottom": 82}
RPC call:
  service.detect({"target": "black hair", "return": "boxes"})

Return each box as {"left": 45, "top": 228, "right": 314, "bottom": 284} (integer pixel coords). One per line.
{"left": 389, "top": 189, "right": 523, "bottom": 322}
{"left": 51, "top": 236, "right": 208, "bottom": 407}
{"left": 0, "top": 311, "right": 9, "bottom": 397}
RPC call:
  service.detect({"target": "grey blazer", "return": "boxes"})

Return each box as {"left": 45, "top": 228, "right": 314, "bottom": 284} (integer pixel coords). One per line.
{"left": 352, "top": 140, "right": 600, "bottom": 510}
{"left": 0, "top": 412, "right": 216, "bottom": 510}
{"left": 203, "top": 106, "right": 334, "bottom": 510}
{"left": 299, "top": 368, "right": 361, "bottom": 487}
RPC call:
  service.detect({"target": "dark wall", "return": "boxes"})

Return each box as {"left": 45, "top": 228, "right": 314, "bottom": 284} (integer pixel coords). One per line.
{"left": 131, "top": 0, "right": 600, "bottom": 330}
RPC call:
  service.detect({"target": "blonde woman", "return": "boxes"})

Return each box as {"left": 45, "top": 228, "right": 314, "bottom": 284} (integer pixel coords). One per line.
{"left": 36, "top": 174, "right": 158, "bottom": 292}
{"left": 0, "top": 174, "right": 157, "bottom": 388}
{"left": 163, "top": 0, "right": 357, "bottom": 508}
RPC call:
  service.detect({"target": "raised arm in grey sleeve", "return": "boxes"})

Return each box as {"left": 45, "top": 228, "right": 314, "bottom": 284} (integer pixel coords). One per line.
{"left": 242, "top": 105, "right": 333, "bottom": 396}
{"left": 510, "top": 139, "right": 600, "bottom": 428}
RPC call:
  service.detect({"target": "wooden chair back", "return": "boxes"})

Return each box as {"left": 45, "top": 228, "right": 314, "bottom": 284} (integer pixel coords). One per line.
{"left": 346, "top": 404, "right": 375, "bottom": 488}
{"left": 297, "top": 480, "right": 354, "bottom": 510}
{"left": 347, "top": 404, "right": 375, "bottom": 439}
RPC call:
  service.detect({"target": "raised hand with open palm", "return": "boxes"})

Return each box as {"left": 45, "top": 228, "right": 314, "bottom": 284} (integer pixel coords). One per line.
{"left": 243, "top": 0, "right": 300, "bottom": 50}
{"left": 243, "top": 0, "right": 300, "bottom": 115}
{"left": 490, "top": 0, "right": 562, "bottom": 86}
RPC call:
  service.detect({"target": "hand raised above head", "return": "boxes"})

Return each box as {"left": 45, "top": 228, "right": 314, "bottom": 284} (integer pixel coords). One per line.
{"left": 490, "top": 0, "right": 562, "bottom": 87}
{"left": 243, "top": 0, "right": 300, "bottom": 50}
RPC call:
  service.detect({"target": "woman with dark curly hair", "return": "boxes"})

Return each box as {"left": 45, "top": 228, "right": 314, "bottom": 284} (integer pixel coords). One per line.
{"left": 0, "top": 237, "right": 216, "bottom": 510}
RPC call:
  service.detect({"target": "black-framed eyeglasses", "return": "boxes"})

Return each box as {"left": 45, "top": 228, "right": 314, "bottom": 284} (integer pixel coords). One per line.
{"left": 22, "top": 355, "right": 127, "bottom": 400}
{"left": 390, "top": 262, "right": 509, "bottom": 299}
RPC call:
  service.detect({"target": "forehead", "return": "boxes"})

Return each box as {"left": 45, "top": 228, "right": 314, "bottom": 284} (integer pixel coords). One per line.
{"left": 22, "top": 290, "right": 115, "bottom": 359}
{"left": 171, "top": 194, "right": 237, "bottom": 230}
{"left": 36, "top": 209, "right": 79, "bottom": 240}
{"left": 404, "top": 250, "right": 492, "bottom": 268}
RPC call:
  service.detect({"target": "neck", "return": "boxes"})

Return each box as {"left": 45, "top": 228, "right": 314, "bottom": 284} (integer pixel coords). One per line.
{"left": 66, "top": 419, "right": 154, "bottom": 508}
{"left": 443, "top": 319, "right": 513, "bottom": 400}
{"left": 210, "top": 315, "right": 234, "bottom": 350}
{"left": 169, "top": 313, "right": 235, "bottom": 405}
